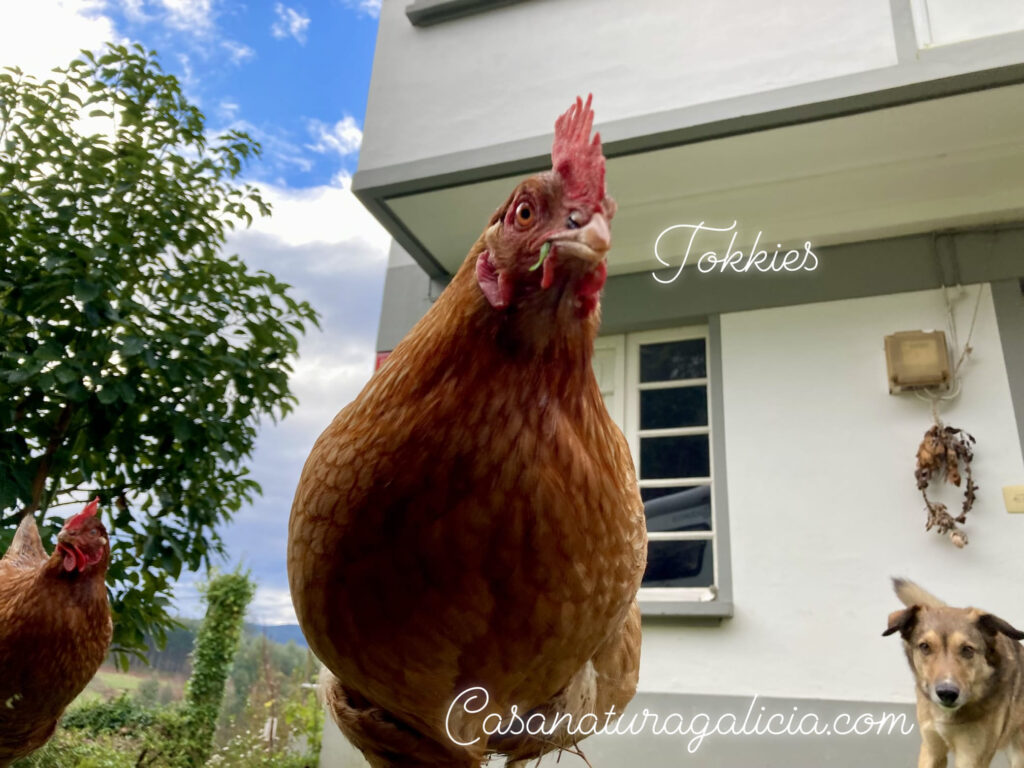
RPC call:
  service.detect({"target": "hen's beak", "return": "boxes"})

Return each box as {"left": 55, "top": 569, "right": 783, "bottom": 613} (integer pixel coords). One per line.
{"left": 550, "top": 212, "right": 611, "bottom": 264}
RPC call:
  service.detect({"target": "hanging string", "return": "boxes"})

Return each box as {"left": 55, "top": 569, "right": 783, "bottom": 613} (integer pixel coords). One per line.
{"left": 914, "top": 283, "right": 984, "bottom": 425}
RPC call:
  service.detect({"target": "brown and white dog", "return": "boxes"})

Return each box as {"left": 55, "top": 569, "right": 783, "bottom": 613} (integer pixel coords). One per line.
{"left": 884, "top": 578, "right": 1024, "bottom": 768}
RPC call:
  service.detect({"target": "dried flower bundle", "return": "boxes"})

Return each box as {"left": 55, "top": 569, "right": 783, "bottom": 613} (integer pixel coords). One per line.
{"left": 915, "top": 424, "right": 977, "bottom": 547}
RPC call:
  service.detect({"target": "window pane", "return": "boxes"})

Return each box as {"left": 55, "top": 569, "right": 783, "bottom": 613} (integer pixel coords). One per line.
{"left": 640, "top": 387, "right": 708, "bottom": 430}
{"left": 642, "top": 485, "right": 711, "bottom": 533}
{"left": 640, "top": 435, "right": 710, "bottom": 479}
{"left": 643, "top": 540, "right": 714, "bottom": 587}
{"left": 641, "top": 486, "right": 690, "bottom": 502}
{"left": 640, "top": 338, "right": 706, "bottom": 382}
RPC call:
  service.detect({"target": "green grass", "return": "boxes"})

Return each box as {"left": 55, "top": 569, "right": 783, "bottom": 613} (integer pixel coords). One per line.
{"left": 73, "top": 667, "right": 184, "bottom": 710}
{"left": 93, "top": 671, "right": 142, "bottom": 691}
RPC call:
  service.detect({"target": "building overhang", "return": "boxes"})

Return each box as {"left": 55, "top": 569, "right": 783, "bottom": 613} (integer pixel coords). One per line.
{"left": 353, "top": 63, "right": 1024, "bottom": 281}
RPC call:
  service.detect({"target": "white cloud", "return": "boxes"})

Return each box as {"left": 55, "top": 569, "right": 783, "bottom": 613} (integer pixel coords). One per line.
{"left": 118, "top": 0, "right": 151, "bottom": 23}
{"left": 341, "top": 0, "right": 380, "bottom": 18}
{"left": 248, "top": 586, "right": 299, "bottom": 625}
{"left": 0, "top": 0, "right": 119, "bottom": 77}
{"left": 217, "top": 100, "right": 240, "bottom": 121}
{"left": 271, "top": 3, "right": 311, "bottom": 44}
{"left": 157, "top": 0, "right": 213, "bottom": 31}
{"left": 173, "top": 581, "right": 299, "bottom": 625}
{"left": 243, "top": 172, "right": 389, "bottom": 251}
{"left": 307, "top": 116, "right": 363, "bottom": 158}
{"left": 221, "top": 39, "right": 254, "bottom": 65}
{"left": 224, "top": 120, "right": 315, "bottom": 177}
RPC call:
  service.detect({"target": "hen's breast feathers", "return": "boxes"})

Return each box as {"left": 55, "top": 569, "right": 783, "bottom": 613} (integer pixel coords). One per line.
{"left": 288, "top": 256, "right": 646, "bottom": 751}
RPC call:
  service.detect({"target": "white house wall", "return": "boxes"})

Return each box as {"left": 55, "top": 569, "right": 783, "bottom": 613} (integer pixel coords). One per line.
{"left": 914, "top": 0, "right": 1024, "bottom": 47}
{"left": 360, "top": 0, "right": 899, "bottom": 170}
{"left": 639, "top": 284, "right": 1024, "bottom": 704}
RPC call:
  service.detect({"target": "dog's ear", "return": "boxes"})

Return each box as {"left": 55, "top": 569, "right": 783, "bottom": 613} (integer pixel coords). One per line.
{"left": 883, "top": 605, "right": 920, "bottom": 638}
{"left": 976, "top": 612, "right": 1024, "bottom": 641}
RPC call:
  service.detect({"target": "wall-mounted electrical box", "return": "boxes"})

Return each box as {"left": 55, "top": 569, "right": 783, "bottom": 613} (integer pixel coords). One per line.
{"left": 884, "top": 330, "right": 952, "bottom": 394}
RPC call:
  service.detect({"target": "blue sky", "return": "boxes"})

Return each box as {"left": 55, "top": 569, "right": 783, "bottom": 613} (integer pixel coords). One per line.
{"left": 2, "top": 0, "right": 392, "bottom": 624}
{"left": 110, "top": 0, "right": 379, "bottom": 187}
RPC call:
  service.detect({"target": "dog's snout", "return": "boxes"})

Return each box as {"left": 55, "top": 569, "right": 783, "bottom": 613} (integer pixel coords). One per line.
{"left": 935, "top": 683, "right": 960, "bottom": 706}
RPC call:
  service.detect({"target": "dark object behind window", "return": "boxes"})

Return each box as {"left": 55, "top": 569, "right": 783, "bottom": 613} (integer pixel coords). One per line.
{"left": 640, "top": 338, "right": 706, "bottom": 382}
{"left": 641, "top": 486, "right": 714, "bottom": 586}
{"left": 644, "top": 541, "right": 713, "bottom": 587}
{"left": 640, "top": 387, "right": 708, "bottom": 429}
{"left": 640, "top": 435, "right": 710, "bottom": 479}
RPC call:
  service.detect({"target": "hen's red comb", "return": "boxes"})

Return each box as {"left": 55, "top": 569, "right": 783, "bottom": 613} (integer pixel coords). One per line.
{"left": 551, "top": 94, "right": 606, "bottom": 207}
{"left": 63, "top": 496, "right": 100, "bottom": 532}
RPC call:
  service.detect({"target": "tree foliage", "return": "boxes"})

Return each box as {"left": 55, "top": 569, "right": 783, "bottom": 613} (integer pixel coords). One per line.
{"left": 0, "top": 44, "right": 318, "bottom": 661}
{"left": 181, "top": 570, "right": 255, "bottom": 765}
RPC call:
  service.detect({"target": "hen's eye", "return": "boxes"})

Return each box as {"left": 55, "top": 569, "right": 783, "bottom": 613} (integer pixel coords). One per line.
{"left": 918, "top": 642, "right": 932, "bottom": 654}
{"left": 567, "top": 211, "right": 582, "bottom": 229}
{"left": 961, "top": 646, "right": 975, "bottom": 659}
{"left": 515, "top": 202, "right": 533, "bottom": 226}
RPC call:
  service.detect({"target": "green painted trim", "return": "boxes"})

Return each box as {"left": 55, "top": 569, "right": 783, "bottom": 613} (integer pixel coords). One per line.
{"left": 360, "top": 195, "right": 449, "bottom": 280}
{"left": 708, "top": 315, "right": 733, "bottom": 614}
{"left": 355, "top": 61, "right": 1024, "bottom": 200}
{"left": 992, "top": 278, "right": 1024, "bottom": 464}
{"left": 596, "top": 226, "right": 1024, "bottom": 336}
{"left": 354, "top": 54, "right": 1024, "bottom": 277}
{"left": 405, "top": 0, "right": 527, "bottom": 26}
{"left": 374, "top": 226, "right": 1024, "bottom": 342}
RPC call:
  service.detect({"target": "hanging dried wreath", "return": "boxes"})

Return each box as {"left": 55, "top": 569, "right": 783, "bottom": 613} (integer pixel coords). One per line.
{"left": 915, "top": 424, "right": 978, "bottom": 548}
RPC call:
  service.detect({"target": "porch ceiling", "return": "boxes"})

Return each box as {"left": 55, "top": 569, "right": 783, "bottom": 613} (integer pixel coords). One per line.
{"left": 377, "top": 82, "right": 1024, "bottom": 279}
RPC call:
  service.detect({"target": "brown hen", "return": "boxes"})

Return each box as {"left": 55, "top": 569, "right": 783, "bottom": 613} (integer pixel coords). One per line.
{"left": 288, "top": 96, "right": 646, "bottom": 767}
{"left": 0, "top": 498, "right": 112, "bottom": 766}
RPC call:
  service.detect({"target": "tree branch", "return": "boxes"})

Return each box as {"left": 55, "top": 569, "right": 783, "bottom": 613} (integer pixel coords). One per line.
{"left": 20, "top": 402, "right": 75, "bottom": 519}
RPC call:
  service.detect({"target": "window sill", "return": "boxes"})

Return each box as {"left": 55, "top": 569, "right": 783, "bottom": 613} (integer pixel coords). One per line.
{"left": 639, "top": 598, "right": 734, "bottom": 621}
{"left": 406, "top": 0, "right": 526, "bottom": 26}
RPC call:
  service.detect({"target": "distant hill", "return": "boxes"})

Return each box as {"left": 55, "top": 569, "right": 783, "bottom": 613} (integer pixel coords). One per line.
{"left": 244, "top": 623, "right": 308, "bottom": 648}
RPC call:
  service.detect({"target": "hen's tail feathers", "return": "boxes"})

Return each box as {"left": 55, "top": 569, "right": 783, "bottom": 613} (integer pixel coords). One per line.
{"left": 492, "top": 601, "right": 642, "bottom": 765}
{"left": 315, "top": 601, "right": 641, "bottom": 768}
{"left": 892, "top": 577, "right": 946, "bottom": 608}
{"left": 319, "top": 666, "right": 480, "bottom": 768}
{"left": 2, "top": 514, "right": 48, "bottom": 566}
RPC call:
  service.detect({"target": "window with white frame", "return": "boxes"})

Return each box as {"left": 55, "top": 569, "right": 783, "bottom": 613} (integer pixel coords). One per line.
{"left": 594, "top": 325, "right": 719, "bottom": 604}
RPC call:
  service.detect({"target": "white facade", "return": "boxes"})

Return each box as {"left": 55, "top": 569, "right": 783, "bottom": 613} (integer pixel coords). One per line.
{"left": 324, "top": 1, "right": 1024, "bottom": 764}
{"left": 361, "top": 0, "right": 899, "bottom": 169}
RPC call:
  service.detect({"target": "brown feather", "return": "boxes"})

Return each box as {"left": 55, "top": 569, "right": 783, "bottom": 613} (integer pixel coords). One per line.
{"left": 2, "top": 515, "right": 48, "bottom": 568}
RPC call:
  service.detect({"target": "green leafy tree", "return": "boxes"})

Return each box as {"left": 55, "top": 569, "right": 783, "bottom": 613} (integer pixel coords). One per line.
{"left": 0, "top": 44, "right": 318, "bottom": 661}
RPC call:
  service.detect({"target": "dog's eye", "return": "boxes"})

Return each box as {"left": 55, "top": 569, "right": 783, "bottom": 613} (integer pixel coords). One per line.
{"left": 960, "top": 646, "right": 975, "bottom": 659}
{"left": 918, "top": 642, "right": 932, "bottom": 654}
